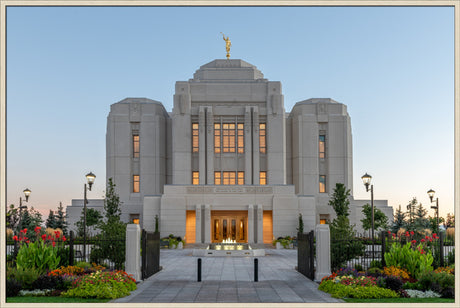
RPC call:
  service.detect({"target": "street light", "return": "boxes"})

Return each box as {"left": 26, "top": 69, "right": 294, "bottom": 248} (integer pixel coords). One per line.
{"left": 427, "top": 189, "right": 439, "bottom": 235}
{"left": 361, "top": 173, "right": 375, "bottom": 260}
{"left": 18, "top": 188, "right": 31, "bottom": 229}
{"left": 83, "top": 172, "right": 96, "bottom": 261}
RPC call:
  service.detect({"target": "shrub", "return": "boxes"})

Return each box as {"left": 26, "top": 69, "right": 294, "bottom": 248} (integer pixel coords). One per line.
{"left": 6, "top": 278, "right": 22, "bottom": 297}
{"left": 384, "top": 241, "right": 433, "bottom": 279}
{"left": 318, "top": 279, "right": 399, "bottom": 299}
{"left": 61, "top": 270, "right": 136, "bottom": 299}
{"left": 376, "top": 276, "right": 386, "bottom": 288}
{"left": 354, "top": 264, "right": 363, "bottom": 272}
{"left": 7, "top": 266, "right": 41, "bottom": 290}
{"left": 57, "top": 246, "right": 70, "bottom": 267}
{"left": 75, "top": 261, "right": 92, "bottom": 269}
{"left": 366, "top": 267, "right": 384, "bottom": 279}
{"left": 31, "top": 275, "right": 64, "bottom": 290}
{"left": 446, "top": 248, "right": 455, "bottom": 265}
{"left": 417, "top": 271, "right": 455, "bottom": 298}
{"left": 370, "top": 260, "right": 382, "bottom": 269}
{"left": 384, "top": 276, "right": 403, "bottom": 292}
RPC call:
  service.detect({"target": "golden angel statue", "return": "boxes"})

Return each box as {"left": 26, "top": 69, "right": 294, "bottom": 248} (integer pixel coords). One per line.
{"left": 221, "top": 32, "right": 231, "bottom": 59}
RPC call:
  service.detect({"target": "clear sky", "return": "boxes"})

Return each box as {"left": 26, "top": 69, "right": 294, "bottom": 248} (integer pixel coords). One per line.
{"left": 5, "top": 5, "right": 455, "bottom": 221}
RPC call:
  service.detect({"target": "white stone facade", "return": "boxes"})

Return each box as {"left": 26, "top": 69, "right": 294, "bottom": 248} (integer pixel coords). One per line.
{"left": 67, "top": 59, "right": 393, "bottom": 242}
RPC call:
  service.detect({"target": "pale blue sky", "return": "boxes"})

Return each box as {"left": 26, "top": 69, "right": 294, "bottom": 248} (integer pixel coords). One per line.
{"left": 5, "top": 6, "right": 455, "bottom": 219}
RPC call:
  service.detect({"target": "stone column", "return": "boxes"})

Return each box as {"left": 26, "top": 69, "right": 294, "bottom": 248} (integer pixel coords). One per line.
{"left": 253, "top": 107, "right": 260, "bottom": 185}
{"left": 248, "top": 204, "right": 254, "bottom": 243}
{"left": 195, "top": 205, "right": 202, "bottom": 243}
{"left": 315, "top": 224, "right": 331, "bottom": 282}
{"left": 199, "top": 106, "right": 206, "bottom": 184}
{"left": 125, "top": 224, "right": 141, "bottom": 281}
{"left": 204, "top": 205, "right": 211, "bottom": 243}
{"left": 244, "top": 106, "right": 252, "bottom": 184}
{"left": 206, "top": 107, "right": 214, "bottom": 184}
{"left": 256, "top": 204, "right": 263, "bottom": 243}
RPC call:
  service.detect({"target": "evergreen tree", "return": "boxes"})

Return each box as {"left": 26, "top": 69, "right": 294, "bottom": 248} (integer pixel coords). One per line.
{"left": 360, "top": 203, "right": 389, "bottom": 234}
{"left": 428, "top": 216, "right": 445, "bottom": 234}
{"left": 328, "top": 183, "right": 351, "bottom": 217}
{"left": 413, "top": 202, "right": 430, "bottom": 232}
{"left": 404, "top": 197, "right": 418, "bottom": 231}
{"left": 91, "top": 178, "right": 126, "bottom": 269}
{"left": 75, "top": 208, "right": 102, "bottom": 237}
{"left": 45, "top": 209, "right": 57, "bottom": 229}
{"left": 328, "top": 183, "right": 364, "bottom": 270}
{"left": 55, "top": 202, "right": 68, "bottom": 235}
{"left": 6, "top": 204, "right": 20, "bottom": 232}
{"left": 391, "top": 205, "right": 406, "bottom": 234}
{"left": 443, "top": 213, "right": 455, "bottom": 229}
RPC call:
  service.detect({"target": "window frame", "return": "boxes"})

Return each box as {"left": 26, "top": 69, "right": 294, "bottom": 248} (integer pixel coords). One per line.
{"left": 319, "top": 175, "right": 326, "bottom": 193}
{"left": 133, "top": 175, "right": 140, "bottom": 193}
{"left": 259, "top": 123, "right": 266, "bottom": 154}
{"left": 192, "top": 123, "right": 199, "bottom": 153}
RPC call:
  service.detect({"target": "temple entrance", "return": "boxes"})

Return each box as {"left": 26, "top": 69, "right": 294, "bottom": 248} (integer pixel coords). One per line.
{"left": 211, "top": 211, "right": 247, "bottom": 243}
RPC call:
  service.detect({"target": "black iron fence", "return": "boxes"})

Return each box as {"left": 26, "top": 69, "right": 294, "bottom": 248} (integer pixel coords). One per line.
{"left": 330, "top": 230, "right": 455, "bottom": 272}
{"left": 297, "top": 231, "right": 315, "bottom": 280}
{"left": 141, "top": 230, "right": 160, "bottom": 280}
{"left": 6, "top": 231, "right": 126, "bottom": 270}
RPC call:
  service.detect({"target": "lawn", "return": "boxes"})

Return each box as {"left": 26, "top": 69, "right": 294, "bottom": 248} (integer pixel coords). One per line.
{"left": 343, "top": 297, "right": 455, "bottom": 303}
{"left": 6, "top": 296, "right": 110, "bottom": 303}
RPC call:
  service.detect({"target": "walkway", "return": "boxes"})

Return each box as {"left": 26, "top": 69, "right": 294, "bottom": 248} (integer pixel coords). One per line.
{"left": 113, "top": 248, "right": 343, "bottom": 304}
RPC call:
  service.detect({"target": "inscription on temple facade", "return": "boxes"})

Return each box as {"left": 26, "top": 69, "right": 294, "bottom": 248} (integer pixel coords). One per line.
{"left": 186, "top": 186, "right": 273, "bottom": 194}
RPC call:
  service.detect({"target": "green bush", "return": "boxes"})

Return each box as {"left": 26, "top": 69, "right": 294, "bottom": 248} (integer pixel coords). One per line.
{"left": 446, "top": 248, "right": 455, "bottom": 265}
{"left": 57, "top": 247, "right": 70, "bottom": 267}
{"left": 7, "top": 266, "right": 42, "bottom": 290}
{"left": 6, "top": 278, "right": 22, "bottom": 297}
{"left": 354, "top": 264, "right": 363, "bottom": 272}
{"left": 417, "top": 271, "right": 455, "bottom": 298}
{"left": 384, "top": 242, "right": 433, "bottom": 279}
{"left": 370, "top": 260, "right": 382, "bottom": 269}
{"left": 318, "top": 280, "right": 399, "bottom": 299}
{"left": 75, "top": 261, "right": 92, "bottom": 269}
{"left": 384, "top": 276, "right": 403, "bottom": 292}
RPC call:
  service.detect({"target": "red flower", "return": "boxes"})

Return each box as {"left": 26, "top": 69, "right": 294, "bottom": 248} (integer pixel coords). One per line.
{"left": 387, "top": 230, "right": 391, "bottom": 234}
{"left": 41, "top": 234, "right": 47, "bottom": 241}
{"left": 26, "top": 240, "right": 30, "bottom": 244}
{"left": 52, "top": 241, "right": 56, "bottom": 247}
{"left": 392, "top": 233, "right": 396, "bottom": 238}
{"left": 54, "top": 231, "right": 61, "bottom": 238}
{"left": 411, "top": 240, "right": 416, "bottom": 245}
{"left": 48, "top": 235, "right": 53, "bottom": 240}
{"left": 13, "top": 235, "right": 18, "bottom": 241}
{"left": 405, "top": 231, "right": 410, "bottom": 237}
{"left": 62, "top": 236, "right": 67, "bottom": 242}
{"left": 34, "top": 226, "right": 41, "bottom": 233}
{"left": 410, "top": 231, "right": 414, "bottom": 236}
{"left": 421, "top": 239, "right": 425, "bottom": 243}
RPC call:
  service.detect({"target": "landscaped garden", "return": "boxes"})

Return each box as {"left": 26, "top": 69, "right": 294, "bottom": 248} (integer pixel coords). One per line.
{"left": 6, "top": 226, "right": 137, "bottom": 303}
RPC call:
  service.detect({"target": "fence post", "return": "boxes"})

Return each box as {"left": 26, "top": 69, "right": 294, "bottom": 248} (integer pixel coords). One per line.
{"left": 254, "top": 258, "right": 258, "bottom": 282}
{"left": 69, "top": 231, "right": 74, "bottom": 266}
{"left": 197, "top": 258, "right": 202, "bottom": 282}
{"left": 381, "top": 231, "right": 386, "bottom": 267}
{"left": 315, "top": 224, "right": 331, "bottom": 282}
{"left": 439, "top": 232, "right": 444, "bottom": 268}
{"left": 125, "top": 224, "right": 141, "bottom": 281}
{"left": 141, "top": 229, "right": 146, "bottom": 280}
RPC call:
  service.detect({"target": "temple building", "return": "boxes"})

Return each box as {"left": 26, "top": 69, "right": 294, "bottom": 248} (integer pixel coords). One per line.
{"left": 67, "top": 58, "right": 393, "bottom": 243}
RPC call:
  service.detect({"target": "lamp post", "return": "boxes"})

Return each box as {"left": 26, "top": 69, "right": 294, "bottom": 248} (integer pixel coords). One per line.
{"left": 427, "top": 189, "right": 439, "bottom": 235}
{"left": 18, "top": 188, "right": 31, "bottom": 229}
{"left": 83, "top": 172, "right": 96, "bottom": 261}
{"left": 361, "top": 173, "right": 374, "bottom": 260}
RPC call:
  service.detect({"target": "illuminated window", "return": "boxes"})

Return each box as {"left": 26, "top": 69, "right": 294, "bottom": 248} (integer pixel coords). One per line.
{"left": 319, "top": 175, "right": 326, "bottom": 193}
{"left": 133, "top": 175, "right": 140, "bottom": 193}
{"left": 222, "top": 123, "right": 236, "bottom": 153}
{"left": 320, "top": 219, "right": 327, "bottom": 225}
{"left": 259, "top": 123, "right": 266, "bottom": 153}
{"left": 237, "top": 124, "right": 244, "bottom": 153}
{"left": 223, "top": 171, "right": 236, "bottom": 185}
{"left": 260, "top": 171, "right": 267, "bottom": 185}
{"left": 192, "top": 123, "right": 199, "bottom": 153}
{"left": 214, "top": 171, "right": 221, "bottom": 185}
{"left": 320, "top": 214, "right": 329, "bottom": 224}
{"left": 133, "top": 135, "right": 140, "bottom": 158}
{"left": 238, "top": 172, "right": 244, "bottom": 185}
{"left": 130, "top": 214, "right": 140, "bottom": 224}
{"left": 214, "top": 124, "right": 221, "bottom": 153}
{"left": 192, "top": 171, "right": 199, "bottom": 185}
{"left": 319, "top": 135, "right": 326, "bottom": 158}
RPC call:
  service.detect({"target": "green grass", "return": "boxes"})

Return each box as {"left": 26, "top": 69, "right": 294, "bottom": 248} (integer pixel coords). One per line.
{"left": 6, "top": 296, "right": 110, "bottom": 303}
{"left": 343, "top": 297, "right": 455, "bottom": 303}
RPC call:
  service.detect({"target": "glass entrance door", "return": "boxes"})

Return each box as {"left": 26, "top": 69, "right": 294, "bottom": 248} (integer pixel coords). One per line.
{"left": 212, "top": 214, "right": 247, "bottom": 243}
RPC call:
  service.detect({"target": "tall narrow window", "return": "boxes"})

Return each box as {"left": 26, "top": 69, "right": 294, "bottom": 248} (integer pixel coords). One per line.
{"left": 133, "top": 175, "right": 140, "bottom": 193}
{"left": 222, "top": 123, "right": 236, "bottom": 153}
{"left": 237, "top": 123, "right": 244, "bottom": 153}
{"left": 260, "top": 171, "right": 267, "bottom": 185}
{"left": 133, "top": 135, "right": 140, "bottom": 158}
{"left": 237, "top": 172, "right": 244, "bottom": 185}
{"left": 319, "top": 175, "right": 326, "bottom": 193}
{"left": 192, "top": 171, "right": 199, "bottom": 185}
{"left": 214, "top": 124, "right": 221, "bottom": 153}
{"left": 223, "top": 171, "right": 236, "bottom": 185}
{"left": 319, "top": 135, "right": 326, "bottom": 158}
{"left": 259, "top": 123, "right": 266, "bottom": 153}
{"left": 192, "top": 123, "right": 199, "bottom": 153}
{"left": 214, "top": 171, "right": 221, "bottom": 185}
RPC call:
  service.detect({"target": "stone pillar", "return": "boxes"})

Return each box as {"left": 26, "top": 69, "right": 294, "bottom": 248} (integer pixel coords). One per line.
{"left": 315, "top": 224, "right": 331, "bottom": 282}
{"left": 248, "top": 204, "right": 254, "bottom": 243}
{"left": 199, "top": 106, "right": 206, "bottom": 184}
{"left": 204, "top": 205, "right": 211, "bottom": 243}
{"left": 195, "top": 205, "right": 202, "bottom": 243}
{"left": 253, "top": 107, "right": 260, "bottom": 185}
{"left": 125, "top": 224, "right": 141, "bottom": 281}
{"left": 256, "top": 204, "right": 263, "bottom": 243}
{"left": 244, "top": 106, "right": 252, "bottom": 184}
{"left": 206, "top": 107, "right": 214, "bottom": 184}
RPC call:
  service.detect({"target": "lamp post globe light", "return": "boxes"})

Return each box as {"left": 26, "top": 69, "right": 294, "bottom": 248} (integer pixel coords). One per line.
{"left": 427, "top": 189, "right": 439, "bottom": 235}
{"left": 18, "top": 188, "right": 31, "bottom": 229}
{"left": 361, "top": 173, "right": 375, "bottom": 260}
{"left": 83, "top": 172, "right": 96, "bottom": 261}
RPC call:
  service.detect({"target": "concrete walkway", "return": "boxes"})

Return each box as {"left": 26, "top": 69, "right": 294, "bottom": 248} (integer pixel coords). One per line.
{"left": 113, "top": 248, "right": 343, "bottom": 304}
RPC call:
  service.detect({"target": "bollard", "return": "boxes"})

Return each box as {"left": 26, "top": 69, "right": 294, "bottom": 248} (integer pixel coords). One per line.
{"left": 254, "top": 258, "right": 258, "bottom": 282}
{"left": 197, "top": 258, "right": 202, "bottom": 282}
